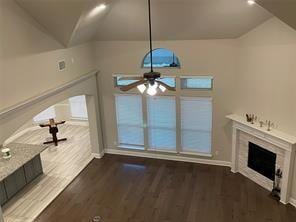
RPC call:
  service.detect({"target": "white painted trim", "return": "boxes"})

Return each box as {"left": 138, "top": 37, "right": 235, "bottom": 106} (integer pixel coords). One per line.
{"left": 227, "top": 114, "right": 296, "bottom": 145}
{"left": 105, "top": 148, "right": 231, "bottom": 167}
{"left": 179, "top": 151, "right": 213, "bottom": 158}
{"left": 289, "top": 198, "right": 296, "bottom": 208}
{"left": 92, "top": 151, "right": 104, "bottom": 159}
{"left": 0, "top": 70, "right": 99, "bottom": 119}
{"left": 180, "top": 75, "right": 214, "bottom": 79}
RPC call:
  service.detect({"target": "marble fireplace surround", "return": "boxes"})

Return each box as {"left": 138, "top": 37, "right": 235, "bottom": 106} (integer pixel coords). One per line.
{"left": 227, "top": 114, "right": 296, "bottom": 205}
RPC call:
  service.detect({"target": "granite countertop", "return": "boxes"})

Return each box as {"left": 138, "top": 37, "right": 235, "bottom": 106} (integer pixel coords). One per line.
{"left": 0, "top": 143, "right": 47, "bottom": 181}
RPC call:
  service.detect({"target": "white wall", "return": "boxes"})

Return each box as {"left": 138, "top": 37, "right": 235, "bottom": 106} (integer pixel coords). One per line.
{"left": 236, "top": 18, "right": 296, "bottom": 200}
{"left": 95, "top": 40, "right": 237, "bottom": 162}
{"left": 0, "top": 0, "right": 98, "bottom": 144}
{"left": 0, "top": 0, "right": 96, "bottom": 111}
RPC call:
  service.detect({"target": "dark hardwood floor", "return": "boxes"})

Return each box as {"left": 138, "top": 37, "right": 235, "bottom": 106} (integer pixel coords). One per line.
{"left": 36, "top": 154, "right": 296, "bottom": 222}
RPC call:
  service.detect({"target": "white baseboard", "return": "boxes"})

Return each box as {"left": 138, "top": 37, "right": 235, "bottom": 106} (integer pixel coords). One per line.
{"left": 92, "top": 151, "right": 104, "bottom": 159}
{"left": 290, "top": 198, "right": 296, "bottom": 208}
{"left": 104, "top": 148, "right": 231, "bottom": 167}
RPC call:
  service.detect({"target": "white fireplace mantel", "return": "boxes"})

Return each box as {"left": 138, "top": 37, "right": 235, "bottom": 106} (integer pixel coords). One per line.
{"left": 226, "top": 114, "right": 296, "bottom": 204}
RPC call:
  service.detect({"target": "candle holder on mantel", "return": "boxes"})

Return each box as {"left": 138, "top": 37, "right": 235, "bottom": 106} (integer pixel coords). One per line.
{"left": 246, "top": 114, "right": 256, "bottom": 124}
{"left": 271, "top": 169, "right": 282, "bottom": 201}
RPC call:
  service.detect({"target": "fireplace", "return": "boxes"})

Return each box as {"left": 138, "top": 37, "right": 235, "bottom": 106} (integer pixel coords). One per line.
{"left": 248, "top": 142, "right": 276, "bottom": 181}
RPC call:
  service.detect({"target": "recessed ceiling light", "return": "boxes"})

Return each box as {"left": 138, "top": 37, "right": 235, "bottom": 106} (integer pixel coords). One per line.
{"left": 89, "top": 4, "right": 107, "bottom": 17}
{"left": 247, "top": 0, "right": 256, "bottom": 5}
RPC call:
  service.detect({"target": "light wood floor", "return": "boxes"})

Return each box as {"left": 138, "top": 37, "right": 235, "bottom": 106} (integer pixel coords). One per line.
{"left": 3, "top": 123, "right": 93, "bottom": 222}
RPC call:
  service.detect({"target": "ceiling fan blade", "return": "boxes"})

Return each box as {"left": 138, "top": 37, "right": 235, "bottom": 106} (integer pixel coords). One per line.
{"left": 120, "top": 79, "right": 147, "bottom": 92}
{"left": 156, "top": 80, "right": 176, "bottom": 91}
{"left": 118, "top": 77, "right": 144, "bottom": 81}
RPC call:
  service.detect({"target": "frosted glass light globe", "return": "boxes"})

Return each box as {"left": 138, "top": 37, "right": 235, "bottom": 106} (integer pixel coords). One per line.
{"left": 147, "top": 85, "right": 157, "bottom": 96}
{"left": 137, "top": 84, "right": 146, "bottom": 93}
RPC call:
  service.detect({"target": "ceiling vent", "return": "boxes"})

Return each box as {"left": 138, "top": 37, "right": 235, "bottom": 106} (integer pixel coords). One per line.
{"left": 58, "top": 60, "right": 66, "bottom": 71}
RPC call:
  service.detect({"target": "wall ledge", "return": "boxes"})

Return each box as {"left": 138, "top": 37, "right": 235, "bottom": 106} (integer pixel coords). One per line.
{"left": 0, "top": 70, "right": 99, "bottom": 119}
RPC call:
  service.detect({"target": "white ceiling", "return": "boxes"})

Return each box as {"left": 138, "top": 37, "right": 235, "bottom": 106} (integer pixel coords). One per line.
{"left": 16, "top": 0, "right": 296, "bottom": 46}
{"left": 257, "top": 0, "right": 296, "bottom": 30}
{"left": 16, "top": 0, "right": 90, "bottom": 46}
{"left": 94, "top": 0, "right": 272, "bottom": 41}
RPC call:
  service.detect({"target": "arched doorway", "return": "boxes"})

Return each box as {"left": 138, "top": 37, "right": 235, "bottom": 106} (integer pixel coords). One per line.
{"left": 0, "top": 73, "right": 104, "bottom": 222}
{"left": 2, "top": 94, "right": 96, "bottom": 221}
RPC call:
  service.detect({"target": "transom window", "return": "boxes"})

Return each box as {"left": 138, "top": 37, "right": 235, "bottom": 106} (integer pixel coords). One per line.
{"left": 114, "top": 76, "right": 176, "bottom": 88}
{"left": 181, "top": 76, "right": 213, "bottom": 89}
{"left": 142, "top": 48, "right": 181, "bottom": 68}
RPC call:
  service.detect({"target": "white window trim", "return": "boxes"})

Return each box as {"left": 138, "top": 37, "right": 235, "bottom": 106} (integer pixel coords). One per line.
{"left": 180, "top": 75, "right": 213, "bottom": 79}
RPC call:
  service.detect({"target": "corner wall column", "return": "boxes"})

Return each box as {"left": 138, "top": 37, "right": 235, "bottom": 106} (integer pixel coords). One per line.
{"left": 231, "top": 123, "right": 239, "bottom": 173}
{"left": 86, "top": 95, "right": 104, "bottom": 158}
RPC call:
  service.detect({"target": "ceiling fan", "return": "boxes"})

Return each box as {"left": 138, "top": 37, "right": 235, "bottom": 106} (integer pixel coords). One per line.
{"left": 119, "top": 0, "right": 176, "bottom": 96}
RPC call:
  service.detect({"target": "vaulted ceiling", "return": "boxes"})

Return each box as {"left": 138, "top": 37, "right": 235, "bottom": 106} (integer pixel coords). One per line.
{"left": 257, "top": 0, "right": 296, "bottom": 31}
{"left": 15, "top": 0, "right": 296, "bottom": 47}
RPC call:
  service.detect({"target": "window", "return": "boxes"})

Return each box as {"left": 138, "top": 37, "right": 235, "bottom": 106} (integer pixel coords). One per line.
{"left": 114, "top": 76, "right": 176, "bottom": 88}
{"left": 143, "top": 48, "right": 181, "bottom": 68}
{"left": 114, "top": 76, "right": 138, "bottom": 87}
{"left": 160, "top": 77, "right": 176, "bottom": 88}
{"left": 33, "top": 106, "right": 56, "bottom": 122}
{"left": 181, "top": 97, "right": 212, "bottom": 154}
{"left": 181, "top": 76, "right": 213, "bottom": 89}
{"left": 69, "top": 95, "right": 88, "bottom": 120}
{"left": 147, "top": 96, "right": 176, "bottom": 151}
{"left": 115, "top": 95, "right": 144, "bottom": 150}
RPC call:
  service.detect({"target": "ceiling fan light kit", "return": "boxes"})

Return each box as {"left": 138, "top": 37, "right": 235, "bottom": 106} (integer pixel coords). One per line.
{"left": 119, "top": 0, "right": 175, "bottom": 95}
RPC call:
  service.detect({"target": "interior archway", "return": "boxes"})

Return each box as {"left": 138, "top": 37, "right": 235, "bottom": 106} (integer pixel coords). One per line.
{"left": 2, "top": 94, "right": 96, "bottom": 221}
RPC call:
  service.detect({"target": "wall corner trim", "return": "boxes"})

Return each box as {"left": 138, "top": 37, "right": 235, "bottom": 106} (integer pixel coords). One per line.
{"left": 0, "top": 70, "right": 100, "bottom": 119}
{"left": 290, "top": 198, "right": 296, "bottom": 208}
{"left": 92, "top": 151, "right": 105, "bottom": 159}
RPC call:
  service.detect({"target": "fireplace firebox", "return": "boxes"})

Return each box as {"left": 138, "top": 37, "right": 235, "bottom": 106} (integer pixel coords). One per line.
{"left": 248, "top": 142, "right": 276, "bottom": 181}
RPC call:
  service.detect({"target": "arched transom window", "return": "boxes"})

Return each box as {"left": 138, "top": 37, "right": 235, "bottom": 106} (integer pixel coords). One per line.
{"left": 142, "top": 48, "right": 181, "bottom": 68}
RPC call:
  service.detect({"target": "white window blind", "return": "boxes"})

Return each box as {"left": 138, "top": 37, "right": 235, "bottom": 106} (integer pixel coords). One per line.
{"left": 115, "top": 95, "right": 144, "bottom": 149}
{"left": 33, "top": 106, "right": 56, "bottom": 122}
{"left": 69, "top": 95, "right": 88, "bottom": 119}
{"left": 181, "top": 97, "right": 212, "bottom": 154}
{"left": 147, "top": 96, "right": 176, "bottom": 151}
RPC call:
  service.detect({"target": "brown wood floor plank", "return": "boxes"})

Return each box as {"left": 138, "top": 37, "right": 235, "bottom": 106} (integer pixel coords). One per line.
{"left": 36, "top": 154, "right": 296, "bottom": 222}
